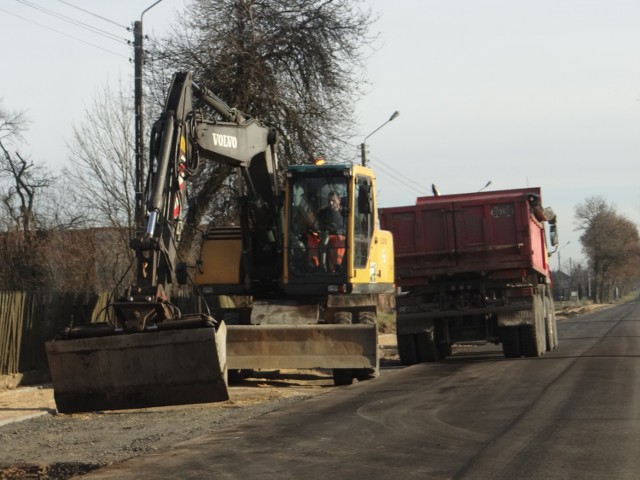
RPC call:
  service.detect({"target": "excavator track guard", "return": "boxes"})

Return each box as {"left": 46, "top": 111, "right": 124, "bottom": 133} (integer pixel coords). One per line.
{"left": 45, "top": 323, "right": 228, "bottom": 414}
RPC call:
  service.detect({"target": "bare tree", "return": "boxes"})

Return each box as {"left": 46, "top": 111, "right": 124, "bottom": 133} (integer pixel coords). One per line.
{"left": 65, "top": 81, "right": 136, "bottom": 234}
{"left": 0, "top": 144, "right": 53, "bottom": 238}
{"left": 575, "top": 196, "right": 640, "bottom": 302}
{"left": 145, "top": 0, "right": 376, "bottom": 258}
{"left": 0, "top": 99, "right": 29, "bottom": 144}
{"left": 63, "top": 81, "right": 137, "bottom": 289}
{"left": 0, "top": 136, "right": 57, "bottom": 290}
{"left": 0, "top": 98, "right": 127, "bottom": 292}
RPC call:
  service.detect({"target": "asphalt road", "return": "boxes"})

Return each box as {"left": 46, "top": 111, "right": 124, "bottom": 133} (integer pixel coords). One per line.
{"left": 84, "top": 299, "right": 640, "bottom": 480}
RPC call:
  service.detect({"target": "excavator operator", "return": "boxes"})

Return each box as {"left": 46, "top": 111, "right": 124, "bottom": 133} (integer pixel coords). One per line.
{"left": 308, "top": 191, "right": 346, "bottom": 272}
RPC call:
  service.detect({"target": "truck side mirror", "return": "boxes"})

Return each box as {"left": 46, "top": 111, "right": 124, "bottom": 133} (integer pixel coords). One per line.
{"left": 549, "top": 224, "right": 558, "bottom": 247}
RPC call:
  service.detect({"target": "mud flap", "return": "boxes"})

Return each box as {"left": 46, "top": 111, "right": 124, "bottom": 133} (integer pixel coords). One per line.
{"left": 226, "top": 323, "right": 377, "bottom": 370}
{"left": 45, "top": 324, "right": 228, "bottom": 414}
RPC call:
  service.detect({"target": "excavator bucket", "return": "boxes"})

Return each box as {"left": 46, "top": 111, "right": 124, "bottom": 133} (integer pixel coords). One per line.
{"left": 45, "top": 324, "right": 228, "bottom": 414}
{"left": 226, "top": 323, "right": 378, "bottom": 370}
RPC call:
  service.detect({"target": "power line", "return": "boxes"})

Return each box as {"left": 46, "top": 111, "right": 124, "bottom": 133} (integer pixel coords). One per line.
{"left": 372, "top": 160, "right": 429, "bottom": 196}
{"left": 367, "top": 153, "right": 430, "bottom": 194}
{"left": 56, "top": 0, "right": 128, "bottom": 30}
{"left": 315, "top": 141, "right": 430, "bottom": 195}
{"left": 14, "top": 0, "right": 127, "bottom": 44}
{"left": 0, "top": 7, "right": 128, "bottom": 58}
{"left": 336, "top": 138, "right": 430, "bottom": 194}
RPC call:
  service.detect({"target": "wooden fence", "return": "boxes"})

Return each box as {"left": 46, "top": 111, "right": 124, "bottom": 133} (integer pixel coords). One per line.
{"left": 0, "top": 291, "right": 112, "bottom": 378}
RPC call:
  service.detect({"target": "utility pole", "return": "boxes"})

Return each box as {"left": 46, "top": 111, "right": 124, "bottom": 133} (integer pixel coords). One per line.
{"left": 133, "top": 20, "right": 145, "bottom": 234}
{"left": 133, "top": 1, "right": 164, "bottom": 235}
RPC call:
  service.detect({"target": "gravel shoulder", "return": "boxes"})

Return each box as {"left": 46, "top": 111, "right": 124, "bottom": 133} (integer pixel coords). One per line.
{"left": 0, "top": 372, "right": 338, "bottom": 479}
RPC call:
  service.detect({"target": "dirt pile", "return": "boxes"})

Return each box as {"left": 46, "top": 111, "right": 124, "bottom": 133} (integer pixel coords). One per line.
{"left": 555, "top": 303, "right": 610, "bottom": 320}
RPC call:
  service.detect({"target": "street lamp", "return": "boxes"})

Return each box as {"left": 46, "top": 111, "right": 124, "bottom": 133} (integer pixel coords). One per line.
{"left": 557, "top": 241, "right": 570, "bottom": 273}
{"left": 478, "top": 180, "right": 492, "bottom": 192}
{"left": 360, "top": 110, "right": 400, "bottom": 166}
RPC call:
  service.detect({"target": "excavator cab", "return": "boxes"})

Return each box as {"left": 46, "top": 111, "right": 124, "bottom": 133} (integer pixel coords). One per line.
{"left": 283, "top": 164, "right": 395, "bottom": 295}
{"left": 287, "top": 173, "right": 348, "bottom": 277}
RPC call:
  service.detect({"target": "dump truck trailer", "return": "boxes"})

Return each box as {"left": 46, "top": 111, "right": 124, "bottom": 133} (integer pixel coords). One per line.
{"left": 379, "top": 187, "right": 559, "bottom": 363}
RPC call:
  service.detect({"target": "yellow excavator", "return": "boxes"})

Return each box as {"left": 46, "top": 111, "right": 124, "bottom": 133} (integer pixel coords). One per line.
{"left": 45, "top": 71, "right": 394, "bottom": 413}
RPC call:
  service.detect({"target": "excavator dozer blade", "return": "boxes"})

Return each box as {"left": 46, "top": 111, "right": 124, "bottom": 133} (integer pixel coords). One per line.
{"left": 45, "top": 324, "right": 228, "bottom": 414}
{"left": 226, "top": 323, "right": 377, "bottom": 370}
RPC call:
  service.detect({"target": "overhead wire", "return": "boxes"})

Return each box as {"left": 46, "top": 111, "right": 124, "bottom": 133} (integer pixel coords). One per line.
{"left": 0, "top": 7, "right": 129, "bottom": 58}
{"left": 369, "top": 158, "right": 429, "bottom": 196}
{"left": 367, "top": 153, "right": 430, "bottom": 194}
{"left": 49, "top": 0, "right": 167, "bottom": 64}
{"left": 14, "top": 0, "right": 128, "bottom": 44}
{"left": 55, "top": 0, "right": 128, "bottom": 30}
{"left": 324, "top": 139, "right": 430, "bottom": 194}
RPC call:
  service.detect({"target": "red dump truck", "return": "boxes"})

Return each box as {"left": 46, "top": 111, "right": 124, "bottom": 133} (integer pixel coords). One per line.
{"left": 379, "top": 187, "right": 559, "bottom": 363}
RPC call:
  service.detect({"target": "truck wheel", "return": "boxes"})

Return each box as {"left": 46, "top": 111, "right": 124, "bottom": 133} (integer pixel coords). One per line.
{"left": 520, "top": 294, "right": 546, "bottom": 357}
{"left": 544, "top": 295, "right": 558, "bottom": 351}
{"left": 332, "top": 369, "right": 354, "bottom": 386}
{"left": 416, "top": 331, "right": 439, "bottom": 363}
{"left": 519, "top": 325, "right": 541, "bottom": 357}
{"left": 438, "top": 342, "right": 453, "bottom": 359}
{"left": 397, "top": 334, "right": 419, "bottom": 365}
{"left": 501, "top": 326, "right": 521, "bottom": 358}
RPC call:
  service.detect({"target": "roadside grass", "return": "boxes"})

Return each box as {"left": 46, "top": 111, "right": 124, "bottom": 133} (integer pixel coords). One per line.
{"left": 555, "top": 290, "right": 639, "bottom": 312}
{"left": 377, "top": 311, "right": 396, "bottom": 333}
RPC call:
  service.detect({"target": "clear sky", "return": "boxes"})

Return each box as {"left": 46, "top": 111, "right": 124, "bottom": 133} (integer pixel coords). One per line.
{"left": 2, "top": 0, "right": 640, "bottom": 268}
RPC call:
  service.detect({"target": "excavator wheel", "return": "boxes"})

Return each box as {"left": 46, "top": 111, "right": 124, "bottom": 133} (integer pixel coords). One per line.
{"left": 334, "top": 311, "right": 352, "bottom": 324}
{"left": 332, "top": 368, "right": 354, "bottom": 386}
{"left": 354, "top": 311, "right": 379, "bottom": 380}
{"left": 332, "top": 311, "right": 356, "bottom": 385}
{"left": 358, "top": 311, "right": 376, "bottom": 325}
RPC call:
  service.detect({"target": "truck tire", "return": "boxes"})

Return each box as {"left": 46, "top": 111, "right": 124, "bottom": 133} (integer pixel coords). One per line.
{"left": 397, "top": 331, "right": 440, "bottom": 364}
{"left": 438, "top": 342, "right": 453, "bottom": 359}
{"left": 520, "top": 294, "right": 546, "bottom": 357}
{"left": 397, "top": 334, "right": 419, "bottom": 365}
{"left": 544, "top": 295, "right": 558, "bottom": 351}
{"left": 416, "top": 331, "right": 439, "bottom": 363}
{"left": 500, "top": 326, "right": 521, "bottom": 358}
